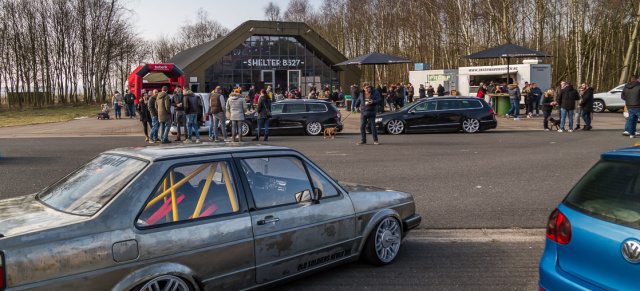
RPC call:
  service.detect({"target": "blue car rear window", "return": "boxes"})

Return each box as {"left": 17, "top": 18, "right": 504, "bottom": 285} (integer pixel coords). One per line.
{"left": 564, "top": 160, "right": 640, "bottom": 229}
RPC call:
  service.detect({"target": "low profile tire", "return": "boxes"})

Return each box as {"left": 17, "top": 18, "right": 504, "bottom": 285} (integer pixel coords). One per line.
{"left": 136, "top": 275, "right": 191, "bottom": 291}
{"left": 362, "top": 217, "right": 402, "bottom": 266}
{"left": 242, "top": 122, "right": 251, "bottom": 136}
{"left": 305, "top": 121, "right": 322, "bottom": 136}
{"left": 593, "top": 99, "right": 605, "bottom": 113}
{"left": 386, "top": 119, "right": 404, "bottom": 135}
{"left": 462, "top": 118, "right": 480, "bottom": 133}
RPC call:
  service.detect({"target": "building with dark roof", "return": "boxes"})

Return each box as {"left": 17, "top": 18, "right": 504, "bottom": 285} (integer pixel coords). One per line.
{"left": 168, "top": 20, "right": 360, "bottom": 96}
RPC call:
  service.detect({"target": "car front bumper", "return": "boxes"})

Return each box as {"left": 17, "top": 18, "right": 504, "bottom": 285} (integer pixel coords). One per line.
{"left": 402, "top": 214, "right": 421, "bottom": 232}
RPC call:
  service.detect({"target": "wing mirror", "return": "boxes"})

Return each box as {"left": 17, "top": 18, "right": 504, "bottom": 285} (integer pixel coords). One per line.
{"left": 294, "top": 189, "right": 322, "bottom": 204}
{"left": 313, "top": 188, "right": 323, "bottom": 202}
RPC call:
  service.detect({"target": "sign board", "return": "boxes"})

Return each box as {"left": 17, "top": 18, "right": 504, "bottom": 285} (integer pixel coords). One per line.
{"left": 246, "top": 59, "right": 305, "bottom": 67}
{"left": 428, "top": 74, "right": 452, "bottom": 82}
{"left": 189, "top": 77, "right": 197, "bottom": 82}
{"left": 414, "top": 63, "right": 430, "bottom": 70}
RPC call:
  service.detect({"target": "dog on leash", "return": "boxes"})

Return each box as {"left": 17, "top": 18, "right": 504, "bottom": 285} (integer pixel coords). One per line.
{"left": 547, "top": 117, "right": 561, "bottom": 130}
{"left": 324, "top": 126, "right": 339, "bottom": 139}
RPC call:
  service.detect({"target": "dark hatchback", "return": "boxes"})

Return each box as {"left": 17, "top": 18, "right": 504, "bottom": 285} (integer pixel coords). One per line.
{"left": 375, "top": 96, "right": 497, "bottom": 134}
{"left": 243, "top": 99, "right": 343, "bottom": 136}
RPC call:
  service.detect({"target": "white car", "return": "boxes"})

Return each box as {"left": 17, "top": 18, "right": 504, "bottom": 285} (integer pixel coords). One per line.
{"left": 593, "top": 84, "right": 625, "bottom": 113}
{"left": 170, "top": 93, "right": 211, "bottom": 134}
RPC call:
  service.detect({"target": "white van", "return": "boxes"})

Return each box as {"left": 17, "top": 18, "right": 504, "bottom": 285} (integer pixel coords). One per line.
{"left": 170, "top": 93, "right": 211, "bottom": 135}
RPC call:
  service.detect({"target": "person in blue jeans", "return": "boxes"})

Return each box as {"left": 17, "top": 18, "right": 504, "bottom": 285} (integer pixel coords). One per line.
{"left": 622, "top": 75, "right": 640, "bottom": 137}
{"left": 183, "top": 90, "right": 201, "bottom": 143}
{"left": 506, "top": 82, "right": 521, "bottom": 120}
{"left": 253, "top": 89, "right": 271, "bottom": 141}
{"left": 556, "top": 81, "right": 580, "bottom": 132}
{"left": 354, "top": 83, "right": 382, "bottom": 145}
{"left": 147, "top": 90, "right": 159, "bottom": 143}
{"left": 111, "top": 91, "right": 124, "bottom": 119}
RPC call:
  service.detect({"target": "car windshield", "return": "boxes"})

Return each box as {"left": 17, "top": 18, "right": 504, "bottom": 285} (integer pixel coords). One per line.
{"left": 564, "top": 160, "right": 640, "bottom": 229}
{"left": 37, "top": 154, "right": 148, "bottom": 216}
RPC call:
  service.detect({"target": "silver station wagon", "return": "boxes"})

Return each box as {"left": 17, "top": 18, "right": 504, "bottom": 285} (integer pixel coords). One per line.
{"left": 0, "top": 144, "right": 421, "bottom": 290}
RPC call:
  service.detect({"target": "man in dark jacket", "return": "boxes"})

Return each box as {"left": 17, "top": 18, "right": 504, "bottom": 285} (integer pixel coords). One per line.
{"left": 579, "top": 83, "right": 594, "bottom": 130}
{"left": 437, "top": 84, "right": 445, "bottom": 96}
{"left": 183, "top": 90, "right": 201, "bottom": 143}
{"left": 556, "top": 81, "right": 580, "bottom": 132}
{"left": 124, "top": 89, "right": 136, "bottom": 119}
{"left": 354, "top": 83, "right": 382, "bottom": 145}
{"left": 349, "top": 83, "right": 360, "bottom": 112}
{"left": 506, "top": 82, "right": 521, "bottom": 120}
{"left": 172, "top": 85, "right": 185, "bottom": 141}
{"left": 622, "top": 75, "right": 640, "bottom": 137}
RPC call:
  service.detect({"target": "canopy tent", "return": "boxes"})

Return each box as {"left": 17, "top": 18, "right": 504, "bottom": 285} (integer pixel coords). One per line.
{"left": 128, "top": 63, "right": 186, "bottom": 103}
{"left": 461, "top": 43, "right": 553, "bottom": 85}
{"left": 335, "top": 52, "right": 414, "bottom": 88}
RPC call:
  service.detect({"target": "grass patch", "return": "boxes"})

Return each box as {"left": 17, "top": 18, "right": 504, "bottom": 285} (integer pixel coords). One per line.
{"left": 0, "top": 104, "right": 101, "bottom": 127}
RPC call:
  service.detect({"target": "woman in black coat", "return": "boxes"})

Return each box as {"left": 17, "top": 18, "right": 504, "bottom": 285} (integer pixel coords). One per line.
{"left": 541, "top": 89, "right": 555, "bottom": 131}
{"left": 386, "top": 86, "right": 397, "bottom": 112}
{"left": 137, "top": 93, "right": 153, "bottom": 141}
{"left": 253, "top": 89, "right": 272, "bottom": 141}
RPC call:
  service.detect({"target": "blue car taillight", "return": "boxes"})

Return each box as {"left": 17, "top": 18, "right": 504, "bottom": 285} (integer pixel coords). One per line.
{"left": 546, "top": 208, "right": 572, "bottom": 245}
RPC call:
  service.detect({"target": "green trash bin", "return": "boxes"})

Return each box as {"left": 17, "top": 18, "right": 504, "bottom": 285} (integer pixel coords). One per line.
{"left": 496, "top": 95, "right": 511, "bottom": 115}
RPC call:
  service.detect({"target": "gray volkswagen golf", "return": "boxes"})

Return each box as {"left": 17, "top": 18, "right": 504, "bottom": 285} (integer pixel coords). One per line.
{"left": 0, "top": 144, "right": 420, "bottom": 290}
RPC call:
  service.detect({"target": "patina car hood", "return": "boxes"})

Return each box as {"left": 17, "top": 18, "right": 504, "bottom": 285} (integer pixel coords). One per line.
{"left": 339, "top": 182, "right": 414, "bottom": 214}
{"left": 0, "top": 194, "right": 89, "bottom": 237}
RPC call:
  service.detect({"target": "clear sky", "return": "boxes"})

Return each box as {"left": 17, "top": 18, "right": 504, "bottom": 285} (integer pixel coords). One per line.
{"left": 127, "top": 0, "right": 324, "bottom": 40}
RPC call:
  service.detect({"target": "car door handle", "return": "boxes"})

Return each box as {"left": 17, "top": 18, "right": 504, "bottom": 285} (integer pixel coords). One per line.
{"left": 257, "top": 217, "right": 280, "bottom": 225}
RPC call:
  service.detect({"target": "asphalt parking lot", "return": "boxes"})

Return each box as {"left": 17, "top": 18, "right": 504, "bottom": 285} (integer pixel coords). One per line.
{"left": 0, "top": 111, "right": 634, "bottom": 289}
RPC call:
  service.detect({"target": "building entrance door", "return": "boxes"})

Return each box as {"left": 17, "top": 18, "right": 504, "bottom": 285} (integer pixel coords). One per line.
{"left": 287, "top": 70, "right": 301, "bottom": 92}
{"left": 261, "top": 70, "right": 275, "bottom": 89}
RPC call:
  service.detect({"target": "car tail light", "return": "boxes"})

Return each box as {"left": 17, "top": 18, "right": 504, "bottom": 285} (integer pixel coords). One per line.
{"left": 546, "top": 208, "right": 572, "bottom": 244}
{"left": 490, "top": 108, "right": 495, "bottom": 115}
{"left": 334, "top": 112, "right": 341, "bottom": 119}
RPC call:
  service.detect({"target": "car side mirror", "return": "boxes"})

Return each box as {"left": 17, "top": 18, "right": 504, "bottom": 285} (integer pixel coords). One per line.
{"left": 313, "top": 188, "right": 323, "bottom": 203}
{"left": 295, "top": 189, "right": 312, "bottom": 203}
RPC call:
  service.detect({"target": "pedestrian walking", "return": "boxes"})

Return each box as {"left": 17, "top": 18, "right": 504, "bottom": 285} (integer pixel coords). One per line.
{"left": 556, "top": 81, "right": 580, "bottom": 132}
{"left": 253, "top": 89, "right": 272, "bottom": 141}
{"left": 522, "top": 82, "right": 533, "bottom": 118}
{"left": 148, "top": 90, "right": 159, "bottom": 143}
{"left": 225, "top": 92, "right": 247, "bottom": 142}
{"left": 349, "top": 83, "right": 360, "bottom": 112}
{"left": 112, "top": 90, "right": 124, "bottom": 119}
{"left": 156, "top": 86, "right": 172, "bottom": 143}
{"left": 208, "top": 86, "right": 229, "bottom": 142}
{"left": 574, "top": 88, "right": 583, "bottom": 130}
{"left": 183, "top": 89, "right": 201, "bottom": 143}
{"left": 542, "top": 89, "right": 555, "bottom": 131}
{"left": 506, "top": 81, "right": 521, "bottom": 120}
{"left": 172, "top": 85, "right": 186, "bottom": 141}
{"left": 124, "top": 89, "right": 136, "bottom": 118}
{"left": 579, "top": 82, "right": 594, "bottom": 130}
{"left": 622, "top": 75, "right": 640, "bottom": 138}
{"left": 530, "top": 83, "right": 542, "bottom": 117}
{"left": 407, "top": 83, "right": 415, "bottom": 103}
{"left": 137, "top": 93, "right": 152, "bottom": 141}
{"left": 354, "top": 83, "right": 382, "bottom": 145}
{"left": 387, "top": 85, "right": 398, "bottom": 112}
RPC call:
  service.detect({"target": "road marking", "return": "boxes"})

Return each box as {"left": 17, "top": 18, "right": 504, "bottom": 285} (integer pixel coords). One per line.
{"left": 27, "top": 129, "right": 62, "bottom": 134}
{"left": 406, "top": 228, "right": 546, "bottom": 243}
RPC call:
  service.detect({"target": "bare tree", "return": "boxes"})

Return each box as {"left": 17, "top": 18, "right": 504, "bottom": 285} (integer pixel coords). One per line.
{"left": 283, "top": 0, "right": 312, "bottom": 22}
{"left": 264, "top": 2, "right": 281, "bottom": 21}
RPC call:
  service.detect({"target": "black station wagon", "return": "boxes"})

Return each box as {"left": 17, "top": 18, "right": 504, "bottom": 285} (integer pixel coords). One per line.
{"left": 243, "top": 99, "right": 343, "bottom": 136}
{"left": 375, "top": 96, "right": 497, "bottom": 134}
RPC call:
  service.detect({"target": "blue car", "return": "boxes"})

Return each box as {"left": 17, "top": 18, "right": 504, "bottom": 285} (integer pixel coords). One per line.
{"left": 539, "top": 146, "right": 640, "bottom": 290}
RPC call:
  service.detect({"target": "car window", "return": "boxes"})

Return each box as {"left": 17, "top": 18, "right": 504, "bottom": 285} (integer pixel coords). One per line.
{"left": 271, "top": 104, "right": 284, "bottom": 114}
{"left": 240, "top": 156, "right": 313, "bottom": 208}
{"left": 564, "top": 160, "right": 640, "bottom": 230}
{"left": 437, "top": 100, "right": 461, "bottom": 110}
{"left": 137, "top": 161, "right": 240, "bottom": 227}
{"left": 306, "top": 164, "right": 339, "bottom": 198}
{"left": 284, "top": 104, "right": 306, "bottom": 113}
{"left": 307, "top": 103, "right": 327, "bottom": 112}
{"left": 461, "top": 100, "right": 482, "bottom": 109}
{"left": 414, "top": 101, "right": 436, "bottom": 111}
{"left": 613, "top": 85, "right": 625, "bottom": 91}
{"left": 37, "top": 154, "right": 147, "bottom": 216}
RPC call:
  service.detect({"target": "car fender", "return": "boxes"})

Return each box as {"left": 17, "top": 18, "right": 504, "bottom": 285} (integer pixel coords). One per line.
{"left": 114, "top": 262, "right": 200, "bottom": 291}
{"left": 356, "top": 209, "right": 402, "bottom": 256}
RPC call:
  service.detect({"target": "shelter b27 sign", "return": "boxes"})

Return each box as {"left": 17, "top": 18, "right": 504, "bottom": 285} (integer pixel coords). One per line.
{"left": 246, "top": 59, "right": 304, "bottom": 67}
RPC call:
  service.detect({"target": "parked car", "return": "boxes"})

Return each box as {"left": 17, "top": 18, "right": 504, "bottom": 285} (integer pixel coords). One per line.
{"left": 0, "top": 144, "right": 420, "bottom": 290}
{"left": 170, "top": 93, "right": 210, "bottom": 135}
{"left": 539, "top": 146, "right": 640, "bottom": 290}
{"left": 593, "top": 84, "right": 625, "bottom": 113}
{"left": 241, "top": 99, "right": 343, "bottom": 136}
{"left": 375, "top": 97, "right": 497, "bottom": 134}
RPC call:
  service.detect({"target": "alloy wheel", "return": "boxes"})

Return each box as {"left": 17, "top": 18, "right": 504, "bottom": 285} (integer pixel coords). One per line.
{"left": 593, "top": 100, "right": 604, "bottom": 113}
{"left": 462, "top": 118, "right": 480, "bottom": 133}
{"left": 306, "top": 122, "right": 322, "bottom": 135}
{"left": 386, "top": 120, "right": 404, "bottom": 134}
{"left": 374, "top": 217, "right": 401, "bottom": 263}
{"left": 138, "top": 275, "right": 190, "bottom": 291}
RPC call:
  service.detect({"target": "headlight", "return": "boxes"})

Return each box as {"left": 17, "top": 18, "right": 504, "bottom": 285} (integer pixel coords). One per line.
{"left": 375, "top": 118, "right": 382, "bottom": 123}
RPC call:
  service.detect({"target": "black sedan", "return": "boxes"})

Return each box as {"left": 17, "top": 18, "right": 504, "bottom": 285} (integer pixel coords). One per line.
{"left": 375, "top": 97, "right": 497, "bottom": 134}
{"left": 240, "top": 99, "right": 343, "bottom": 136}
